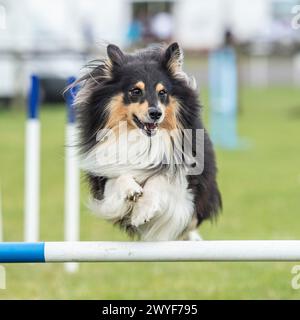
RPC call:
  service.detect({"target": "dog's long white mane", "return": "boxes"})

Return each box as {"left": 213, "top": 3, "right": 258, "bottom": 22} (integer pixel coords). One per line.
{"left": 80, "top": 125, "right": 195, "bottom": 182}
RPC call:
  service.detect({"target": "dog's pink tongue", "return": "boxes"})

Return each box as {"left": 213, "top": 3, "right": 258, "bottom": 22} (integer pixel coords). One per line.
{"left": 146, "top": 123, "right": 156, "bottom": 130}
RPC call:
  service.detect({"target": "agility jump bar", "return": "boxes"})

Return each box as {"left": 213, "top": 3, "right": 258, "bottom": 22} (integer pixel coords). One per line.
{"left": 1, "top": 241, "right": 300, "bottom": 263}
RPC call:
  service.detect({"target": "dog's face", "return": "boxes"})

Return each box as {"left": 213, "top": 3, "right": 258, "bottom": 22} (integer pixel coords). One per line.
{"left": 122, "top": 75, "right": 170, "bottom": 137}
{"left": 104, "top": 43, "right": 185, "bottom": 136}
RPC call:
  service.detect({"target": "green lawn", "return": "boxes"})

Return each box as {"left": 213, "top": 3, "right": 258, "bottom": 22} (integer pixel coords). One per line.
{"left": 0, "top": 86, "right": 300, "bottom": 299}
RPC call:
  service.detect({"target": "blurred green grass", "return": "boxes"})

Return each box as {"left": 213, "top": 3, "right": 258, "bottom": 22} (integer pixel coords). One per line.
{"left": 0, "top": 86, "right": 300, "bottom": 299}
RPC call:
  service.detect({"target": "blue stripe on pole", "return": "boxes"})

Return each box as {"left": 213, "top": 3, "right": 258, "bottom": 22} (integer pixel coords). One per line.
{"left": 66, "top": 76, "right": 78, "bottom": 124}
{"left": 28, "top": 75, "right": 40, "bottom": 119}
{"left": 0, "top": 243, "right": 45, "bottom": 263}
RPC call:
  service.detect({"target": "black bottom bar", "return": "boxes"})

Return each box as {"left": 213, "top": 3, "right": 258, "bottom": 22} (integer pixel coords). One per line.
{"left": 0, "top": 300, "right": 297, "bottom": 318}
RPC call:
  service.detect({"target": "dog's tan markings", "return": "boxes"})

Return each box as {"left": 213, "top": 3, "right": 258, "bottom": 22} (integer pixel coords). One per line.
{"left": 133, "top": 81, "right": 145, "bottom": 91}
{"left": 128, "top": 101, "right": 149, "bottom": 127}
{"left": 156, "top": 83, "right": 165, "bottom": 93}
{"left": 168, "top": 58, "right": 181, "bottom": 75}
{"left": 105, "top": 94, "right": 150, "bottom": 132}
{"left": 105, "top": 94, "right": 134, "bottom": 131}
{"left": 160, "top": 96, "right": 180, "bottom": 130}
{"left": 167, "top": 46, "right": 183, "bottom": 76}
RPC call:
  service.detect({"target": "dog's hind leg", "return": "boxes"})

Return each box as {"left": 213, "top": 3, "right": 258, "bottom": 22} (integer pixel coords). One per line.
{"left": 187, "top": 230, "right": 203, "bottom": 241}
{"left": 181, "top": 216, "right": 203, "bottom": 241}
{"left": 89, "top": 174, "right": 143, "bottom": 220}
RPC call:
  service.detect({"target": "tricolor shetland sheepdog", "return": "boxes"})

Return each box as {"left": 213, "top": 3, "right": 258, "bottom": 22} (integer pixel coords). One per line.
{"left": 74, "top": 43, "right": 222, "bottom": 241}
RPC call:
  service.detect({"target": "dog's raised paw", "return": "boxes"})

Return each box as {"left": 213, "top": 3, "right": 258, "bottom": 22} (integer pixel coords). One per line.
{"left": 116, "top": 175, "right": 143, "bottom": 202}
{"left": 126, "top": 188, "right": 143, "bottom": 202}
{"left": 124, "top": 179, "right": 143, "bottom": 202}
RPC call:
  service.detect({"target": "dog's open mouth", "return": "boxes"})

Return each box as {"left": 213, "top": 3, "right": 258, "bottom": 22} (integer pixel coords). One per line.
{"left": 133, "top": 115, "right": 158, "bottom": 137}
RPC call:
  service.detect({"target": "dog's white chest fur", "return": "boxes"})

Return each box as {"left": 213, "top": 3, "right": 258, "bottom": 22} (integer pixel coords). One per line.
{"left": 83, "top": 129, "right": 195, "bottom": 240}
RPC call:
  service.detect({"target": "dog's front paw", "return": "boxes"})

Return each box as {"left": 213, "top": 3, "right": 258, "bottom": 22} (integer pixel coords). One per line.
{"left": 126, "top": 187, "right": 143, "bottom": 202}
{"left": 131, "top": 201, "right": 159, "bottom": 227}
{"left": 116, "top": 175, "right": 143, "bottom": 202}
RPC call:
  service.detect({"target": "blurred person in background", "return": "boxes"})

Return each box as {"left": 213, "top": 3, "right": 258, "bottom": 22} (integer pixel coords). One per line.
{"left": 127, "top": 11, "right": 144, "bottom": 47}
{"left": 150, "top": 11, "right": 173, "bottom": 43}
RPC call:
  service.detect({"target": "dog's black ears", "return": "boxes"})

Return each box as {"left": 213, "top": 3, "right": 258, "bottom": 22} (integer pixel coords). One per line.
{"left": 107, "top": 44, "right": 125, "bottom": 67}
{"left": 163, "top": 42, "right": 183, "bottom": 74}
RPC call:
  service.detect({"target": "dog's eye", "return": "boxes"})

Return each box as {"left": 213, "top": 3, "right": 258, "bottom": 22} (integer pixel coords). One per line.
{"left": 129, "top": 88, "right": 143, "bottom": 97}
{"left": 158, "top": 89, "right": 167, "bottom": 97}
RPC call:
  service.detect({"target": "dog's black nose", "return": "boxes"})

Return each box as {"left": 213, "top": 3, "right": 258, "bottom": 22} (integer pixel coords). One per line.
{"left": 148, "top": 108, "right": 162, "bottom": 121}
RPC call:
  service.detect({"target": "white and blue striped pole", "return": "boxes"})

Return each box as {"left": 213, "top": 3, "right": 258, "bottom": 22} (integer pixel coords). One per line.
{"left": 64, "top": 77, "right": 80, "bottom": 273}
{"left": 1, "top": 241, "right": 300, "bottom": 263}
{"left": 24, "top": 75, "right": 40, "bottom": 242}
